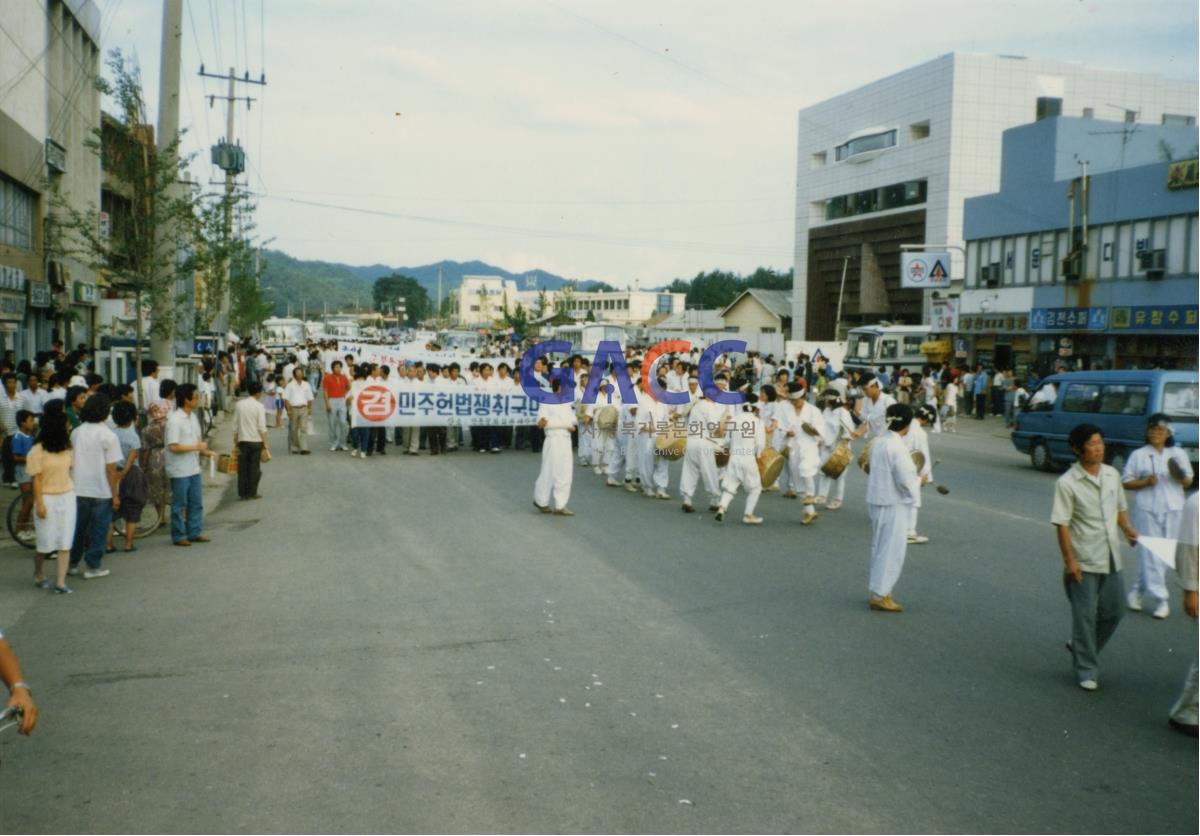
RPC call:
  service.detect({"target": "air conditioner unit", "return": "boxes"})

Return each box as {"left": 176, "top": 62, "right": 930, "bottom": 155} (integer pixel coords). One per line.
{"left": 45, "top": 138, "right": 66, "bottom": 174}
{"left": 1061, "top": 251, "right": 1082, "bottom": 282}
{"left": 1138, "top": 249, "right": 1166, "bottom": 278}
{"left": 980, "top": 263, "right": 1001, "bottom": 287}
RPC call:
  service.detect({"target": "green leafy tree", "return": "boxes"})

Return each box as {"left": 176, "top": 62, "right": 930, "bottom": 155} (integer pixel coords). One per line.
{"left": 504, "top": 301, "right": 529, "bottom": 335}
{"left": 535, "top": 289, "right": 549, "bottom": 318}
{"left": 372, "top": 273, "right": 430, "bottom": 324}
{"left": 49, "top": 49, "right": 200, "bottom": 409}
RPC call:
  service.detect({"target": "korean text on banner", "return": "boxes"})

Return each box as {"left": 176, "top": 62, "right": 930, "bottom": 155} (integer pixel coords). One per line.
{"left": 350, "top": 383, "right": 540, "bottom": 428}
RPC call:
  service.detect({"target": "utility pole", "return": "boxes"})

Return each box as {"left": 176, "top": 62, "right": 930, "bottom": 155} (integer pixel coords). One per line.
{"left": 200, "top": 64, "right": 265, "bottom": 333}
{"left": 833, "top": 255, "right": 852, "bottom": 342}
{"left": 151, "top": 0, "right": 183, "bottom": 372}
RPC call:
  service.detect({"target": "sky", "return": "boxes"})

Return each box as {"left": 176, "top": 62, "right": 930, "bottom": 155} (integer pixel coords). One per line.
{"left": 97, "top": 0, "right": 1198, "bottom": 287}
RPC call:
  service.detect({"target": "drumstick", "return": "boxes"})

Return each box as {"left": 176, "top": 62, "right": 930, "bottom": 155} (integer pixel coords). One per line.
{"left": 929, "top": 459, "right": 950, "bottom": 495}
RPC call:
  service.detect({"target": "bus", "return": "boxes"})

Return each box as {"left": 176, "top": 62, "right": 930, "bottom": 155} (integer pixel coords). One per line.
{"left": 261, "top": 317, "right": 306, "bottom": 351}
{"left": 323, "top": 315, "right": 361, "bottom": 340}
{"left": 842, "top": 325, "right": 932, "bottom": 376}
{"left": 553, "top": 323, "right": 627, "bottom": 353}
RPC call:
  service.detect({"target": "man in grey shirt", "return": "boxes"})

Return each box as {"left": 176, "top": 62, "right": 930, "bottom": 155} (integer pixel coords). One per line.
{"left": 166, "top": 384, "right": 216, "bottom": 546}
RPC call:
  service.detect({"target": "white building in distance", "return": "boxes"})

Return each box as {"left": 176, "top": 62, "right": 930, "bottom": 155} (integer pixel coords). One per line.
{"left": 792, "top": 52, "right": 1198, "bottom": 340}
{"left": 451, "top": 276, "right": 684, "bottom": 328}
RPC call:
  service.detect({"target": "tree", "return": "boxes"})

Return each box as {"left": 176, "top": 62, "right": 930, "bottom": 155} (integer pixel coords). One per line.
{"left": 585, "top": 309, "right": 595, "bottom": 322}
{"left": 372, "top": 273, "right": 430, "bottom": 324}
{"left": 504, "top": 301, "right": 529, "bottom": 335}
{"left": 583, "top": 280, "right": 617, "bottom": 292}
{"left": 49, "top": 50, "right": 201, "bottom": 409}
{"left": 554, "top": 282, "right": 577, "bottom": 317}
{"left": 194, "top": 184, "right": 261, "bottom": 332}
{"left": 229, "top": 243, "right": 272, "bottom": 337}
{"left": 535, "top": 289, "right": 549, "bottom": 319}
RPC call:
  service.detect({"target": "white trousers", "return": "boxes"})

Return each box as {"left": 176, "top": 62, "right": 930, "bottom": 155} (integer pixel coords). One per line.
{"left": 868, "top": 503, "right": 910, "bottom": 597}
{"left": 1170, "top": 661, "right": 1198, "bottom": 727}
{"left": 593, "top": 430, "right": 614, "bottom": 469}
{"left": 772, "top": 432, "right": 791, "bottom": 491}
{"left": 680, "top": 441, "right": 720, "bottom": 504}
{"left": 623, "top": 431, "right": 640, "bottom": 481}
{"left": 578, "top": 423, "right": 593, "bottom": 464}
{"left": 638, "top": 433, "right": 669, "bottom": 492}
{"left": 719, "top": 456, "right": 762, "bottom": 517}
{"left": 909, "top": 505, "right": 920, "bottom": 536}
{"left": 606, "top": 429, "right": 628, "bottom": 481}
{"left": 534, "top": 432, "right": 573, "bottom": 510}
{"left": 1131, "top": 508, "right": 1179, "bottom": 604}
{"left": 817, "top": 470, "right": 845, "bottom": 502}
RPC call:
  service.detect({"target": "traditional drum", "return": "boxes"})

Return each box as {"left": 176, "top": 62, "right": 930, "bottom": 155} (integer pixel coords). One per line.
{"left": 911, "top": 450, "right": 926, "bottom": 472}
{"left": 655, "top": 418, "right": 687, "bottom": 461}
{"left": 857, "top": 438, "right": 875, "bottom": 473}
{"left": 801, "top": 422, "right": 821, "bottom": 437}
{"left": 821, "top": 442, "right": 853, "bottom": 479}
{"left": 714, "top": 448, "right": 730, "bottom": 468}
{"left": 596, "top": 405, "right": 619, "bottom": 431}
{"left": 757, "top": 447, "right": 786, "bottom": 488}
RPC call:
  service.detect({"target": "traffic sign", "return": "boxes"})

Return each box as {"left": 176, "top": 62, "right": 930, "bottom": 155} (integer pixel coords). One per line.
{"left": 901, "top": 252, "right": 952, "bottom": 288}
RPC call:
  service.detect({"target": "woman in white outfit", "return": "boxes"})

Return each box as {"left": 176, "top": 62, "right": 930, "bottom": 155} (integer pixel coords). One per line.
{"left": 866, "top": 403, "right": 922, "bottom": 612}
{"left": 1122, "top": 413, "right": 1195, "bottom": 618}
{"left": 533, "top": 379, "right": 578, "bottom": 515}
{"left": 815, "top": 390, "right": 855, "bottom": 510}
{"left": 903, "top": 404, "right": 935, "bottom": 544}
{"left": 575, "top": 372, "right": 592, "bottom": 467}
{"left": 780, "top": 381, "right": 829, "bottom": 525}
{"left": 715, "top": 398, "right": 765, "bottom": 524}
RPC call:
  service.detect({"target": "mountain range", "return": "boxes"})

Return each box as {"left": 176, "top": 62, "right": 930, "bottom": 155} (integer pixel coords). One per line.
{"left": 258, "top": 249, "right": 617, "bottom": 317}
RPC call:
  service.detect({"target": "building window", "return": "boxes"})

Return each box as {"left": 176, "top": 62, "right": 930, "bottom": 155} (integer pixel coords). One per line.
{"left": 0, "top": 175, "right": 35, "bottom": 251}
{"left": 810, "top": 151, "right": 827, "bottom": 169}
{"left": 1082, "top": 107, "right": 1094, "bottom": 119}
{"left": 469, "top": 305, "right": 480, "bottom": 312}
{"left": 1124, "top": 110, "right": 1137, "bottom": 124}
{"left": 834, "top": 129, "right": 896, "bottom": 162}
{"left": 760, "top": 326, "right": 777, "bottom": 334}
{"left": 656, "top": 294, "right": 673, "bottom": 313}
{"left": 909, "top": 121, "right": 930, "bottom": 141}
{"left": 823, "top": 179, "right": 926, "bottom": 222}
{"left": 1036, "top": 97, "right": 1062, "bottom": 121}
{"left": 1162, "top": 113, "right": 1196, "bottom": 127}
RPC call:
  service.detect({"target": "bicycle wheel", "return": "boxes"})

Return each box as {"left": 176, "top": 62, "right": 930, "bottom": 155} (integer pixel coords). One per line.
{"left": 6, "top": 493, "right": 36, "bottom": 549}
{"left": 112, "top": 501, "right": 164, "bottom": 539}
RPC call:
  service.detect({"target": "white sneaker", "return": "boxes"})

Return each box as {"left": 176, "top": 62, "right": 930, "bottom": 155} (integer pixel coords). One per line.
{"left": 83, "top": 568, "right": 110, "bottom": 580}
{"left": 1153, "top": 601, "right": 1170, "bottom": 619}
{"left": 743, "top": 514, "right": 763, "bottom": 525}
{"left": 643, "top": 489, "right": 656, "bottom": 498}
{"left": 1078, "top": 679, "right": 1098, "bottom": 691}
{"left": 1127, "top": 590, "right": 1143, "bottom": 612}
{"left": 592, "top": 466, "right": 602, "bottom": 475}
{"left": 907, "top": 534, "right": 930, "bottom": 544}
{"left": 655, "top": 491, "right": 671, "bottom": 500}
{"left": 605, "top": 479, "right": 620, "bottom": 487}
{"left": 330, "top": 445, "right": 338, "bottom": 452}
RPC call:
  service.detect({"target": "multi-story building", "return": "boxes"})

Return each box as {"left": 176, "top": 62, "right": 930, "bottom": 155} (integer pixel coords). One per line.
{"left": 961, "top": 117, "right": 1198, "bottom": 373}
{"left": 0, "top": 0, "right": 103, "bottom": 356}
{"left": 451, "top": 275, "right": 519, "bottom": 328}
{"left": 451, "top": 276, "right": 684, "bottom": 329}
{"left": 792, "top": 52, "right": 1198, "bottom": 341}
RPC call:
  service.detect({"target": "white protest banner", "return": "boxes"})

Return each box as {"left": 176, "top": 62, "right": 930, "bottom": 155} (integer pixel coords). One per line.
{"left": 337, "top": 341, "right": 508, "bottom": 370}
{"left": 349, "top": 383, "right": 539, "bottom": 428}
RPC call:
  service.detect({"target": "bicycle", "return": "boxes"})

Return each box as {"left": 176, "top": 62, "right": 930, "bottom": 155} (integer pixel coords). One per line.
{"left": 6, "top": 492, "right": 35, "bottom": 549}
{"left": 112, "top": 498, "right": 166, "bottom": 539}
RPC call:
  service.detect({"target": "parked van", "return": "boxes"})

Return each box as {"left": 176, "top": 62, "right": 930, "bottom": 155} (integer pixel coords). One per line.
{"left": 1011, "top": 370, "right": 1198, "bottom": 472}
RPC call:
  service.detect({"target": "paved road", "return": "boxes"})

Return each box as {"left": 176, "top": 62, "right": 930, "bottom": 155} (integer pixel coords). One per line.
{"left": 0, "top": 412, "right": 1195, "bottom": 833}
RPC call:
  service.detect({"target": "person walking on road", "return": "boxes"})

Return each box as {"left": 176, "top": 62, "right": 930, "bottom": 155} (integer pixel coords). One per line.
{"left": 284, "top": 368, "right": 314, "bottom": 455}
{"left": 533, "top": 378, "right": 577, "bottom": 516}
{"left": 1052, "top": 423, "right": 1139, "bottom": 691}
{"left": 322, "top": 360, "right": 350, "bottom": 451}
{"left": 233, "top": 380, "right": 269, "bottom": 500}
{"left": 1168, "top": 492, "right": 1198, "bottom": 736}
{"left": 66, "top": 394, "right": 121, "bottom": 579}
{"left": 166, "top": 384, "right": 215, "bottom": 547}
{"left": 1122, "top": 414, "right": 1194, "bottom": 619}
{"left": 972, "top": 364, "right": 989, "bottom": 419}
{"left": 866, "top": 403, "right": 922, "bottom": 612}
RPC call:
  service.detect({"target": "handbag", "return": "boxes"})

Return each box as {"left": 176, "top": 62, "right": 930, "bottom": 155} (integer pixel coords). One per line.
{"left": 261, "top": 447, "right": 272, "bottom": 464}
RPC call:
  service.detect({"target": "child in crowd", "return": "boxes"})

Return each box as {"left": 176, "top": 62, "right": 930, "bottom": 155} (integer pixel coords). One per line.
{"left": 12, "top": 409, "right": 36, "bottom": 543}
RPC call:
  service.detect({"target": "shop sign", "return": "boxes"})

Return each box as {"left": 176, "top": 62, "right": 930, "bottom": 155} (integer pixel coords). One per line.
{"left": 0, "top": 265, "right": 27, "bottom": 293}
{"left": 1110, "top": 304, "right": 1198, "bottom": 332}
{"left": 1030, "top": 306, "right": 1107, "bottom": 332}
{"left": 900, "top": 252, "right": 951, "bottom": 288}
{"left": 931, "top": 298, "right": 959, "bottom": 332}
{"left": 1167, "top": 158, "right": 1198, "bottom": 190}
{"left": 0, "top": 293, "right": 27, "bottom": 321}
{"left": 957, "top": 313, "right": 1029, "bottom": 334}
{"left": 28, "top": 281, "right": 51, "bottom": 308}
{"left": 73, "top": 281, "right": 99, "bottom": 305}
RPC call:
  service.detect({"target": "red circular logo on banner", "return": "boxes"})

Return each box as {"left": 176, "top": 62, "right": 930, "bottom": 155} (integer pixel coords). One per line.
{"left": 355, "top": 385, "right": 396, "bottom": 422}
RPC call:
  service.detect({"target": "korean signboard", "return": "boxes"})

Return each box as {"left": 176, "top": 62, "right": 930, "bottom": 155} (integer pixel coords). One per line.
{"left": 1110, "top": 305, "right": 1198, "bottom": 332}
{"left": 900, "top": 252, "right": 951, "bottom": 289}
{"left": 1030, "top": 307, "right": 1108, "bottom": 332}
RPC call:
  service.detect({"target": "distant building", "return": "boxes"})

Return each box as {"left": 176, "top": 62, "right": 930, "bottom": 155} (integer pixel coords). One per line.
{"left": 0, "top": 0, "right": 103, "bottom": 355}
{"left": 961, "top": 117, "right": 1198, "bottom": 373}
{"left": 719, "top": 288, "right": 794, "bottom": 355}
{"left": 449, "top": 280, "right": 684, "bottom": 329}
{"left": 793, "top": 52, "right": 1198, "bottom": 341}
{"left": 451, "top": 275, "right": 519, "bottom": 327}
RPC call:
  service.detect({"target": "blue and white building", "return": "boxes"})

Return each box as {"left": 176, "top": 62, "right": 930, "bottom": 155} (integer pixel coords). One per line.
{"left": 961, "top": 117, "right": 1198, "bottom": 373}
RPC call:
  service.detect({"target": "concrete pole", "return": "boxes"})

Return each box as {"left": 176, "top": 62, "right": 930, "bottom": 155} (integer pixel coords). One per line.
{"left": 216, "top": 68, "right": 236, "bottom": 333}
{"left": 151, "top": 0, "right": 183, "bottom": 370}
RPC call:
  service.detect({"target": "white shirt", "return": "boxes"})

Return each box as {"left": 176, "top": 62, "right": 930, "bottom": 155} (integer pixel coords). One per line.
{"left": 70, "top": 422, "right": 122, "bottom": 498}
{"left": 17, "top": 388, "right": 46, "bottom": 416}
{"left": 866, "top": 430, "right": 920, "bottom": 507}
{"left": 1029, "top": 383, "right": 1057, "bottom": 407}
{"left": 165, "top": 409, "right": 203, "bottom": 478}
{"left": 728, "top": 411, "right": 766, "bottom": 459}
{"left": 861, "top": 392, "right": 897, "bottom": 438}
{"left": 283, "top": 380, "right": 314, "bottom": 407}
{"left": 822, "top": 405, "right": 855, "bottom": 446}
{"left": 537, "top": 401, "right": 576, "bottom": 436}
{"left": 1123, "top": 444, "right": 1194, "bottom": 516}
{"left": 140, "top": 377, "right": 160, "bottom": 410}
{"left": 942, "top": 382, "right": 958, "bottom": 406}
{"left": 903, "top": 421, "right": 933, "bottom": 487}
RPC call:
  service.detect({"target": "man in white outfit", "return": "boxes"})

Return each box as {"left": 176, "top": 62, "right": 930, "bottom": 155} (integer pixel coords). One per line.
{"left": 816, "top": 390, "right": 855, "bottom": 510}
{"left": 1122, "top": 414, "right": 1195, "bottom": 619}
{"left": 679, "top": 375, "right": 731, "bottom": 513}
{"left": 866, "top": 403, "right": 922, "bottom": 612}
{"left": 715, "top": 399, "right": 765, "bottom": 524}
{"left": 1169, "top": 491, "right": 1199, "bottom": 736}
{"left": 780, "top": 381, "right": 829, "bottom": 525}
{"left": 903, "top": 404, "right": 935, "bottom": 544}
{"left": 854, "top": 373, "right": 896, "bottom": 442}
{"left": 637, "top": 377, "right": 671, "bottom": 499}
{"left": 533, "top": 379, "right": 577, "bottom": 515}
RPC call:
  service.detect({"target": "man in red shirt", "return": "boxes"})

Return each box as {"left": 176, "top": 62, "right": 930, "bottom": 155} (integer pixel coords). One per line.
{"left": 322, "top": 360, "right": 351, "bottom": 451}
